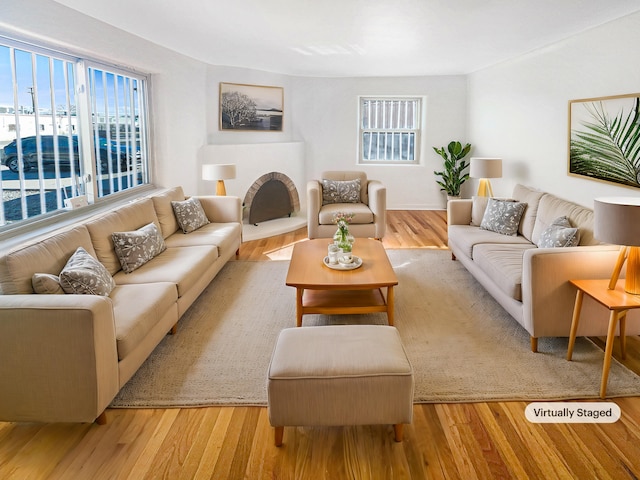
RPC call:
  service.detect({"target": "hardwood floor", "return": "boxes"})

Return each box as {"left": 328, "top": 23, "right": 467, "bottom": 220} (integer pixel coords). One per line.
{"left": 2, "top": 210, "right": 640, "bottom": 479}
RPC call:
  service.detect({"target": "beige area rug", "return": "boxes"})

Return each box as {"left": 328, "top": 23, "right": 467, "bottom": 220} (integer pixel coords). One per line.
{"left": 110, "top": 249, "right": 640, "bottom": 407}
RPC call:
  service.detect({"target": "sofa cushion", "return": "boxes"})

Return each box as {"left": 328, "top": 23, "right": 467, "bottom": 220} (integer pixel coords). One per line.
{"left": 480, "top": 198, "right": 527, "bottom": 236}
{"left": 110, "top": 282, "right": 178, "bottom": 361}
{"left": 0, "top": 225, "right": 97, "bottom": 295}
{"left": 322, "top": 179, "right": 361, "bottom": 205}
{"left": 512, "top": 184, "right": 545, "bottom": 241}
{"left": 532, "top": 194, "right": 598, "bottom": 246}
{"left": 59, "top": 247, "right": 116, "bottom": 296}
{"left": 85, "top": 198, "right": 161, "bottom": 276}
{"left": 112, "top": 245, "right": 219, "bottom": 298}
{"left": 536, "top": 216, "right": 580, "bottom": 248}
{"left": 164, "top": 222, "right": 242, "bottom": 258}
{"left": 448, "top": 225, "right": 532, "bottom": 259}
{"left": 318, "top": 202, "right": 374, "bottom": 225}
{"left": 31, "top": 273, "right": 64, "bottom": 294}
{"left": 151, "top": 187, "right": 185, "bottom": 238}
{"left": 472, "top": 243, "right": 537, "bottom": 301}
{"left": 171, "top": 197, "right": 210, "bottom": 233}
{"left": 112, "top": 222, "right": 167, "bottom": 274}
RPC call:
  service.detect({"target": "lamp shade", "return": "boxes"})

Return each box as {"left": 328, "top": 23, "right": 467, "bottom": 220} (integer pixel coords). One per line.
{"left": 469, "top": 158, "right": 502, "bottom": 179}
{"left": 594, "top": 197, "right": 640, "bottom": 246}
{"left": 202, "top": 163, "right": 236, "bottom": 181}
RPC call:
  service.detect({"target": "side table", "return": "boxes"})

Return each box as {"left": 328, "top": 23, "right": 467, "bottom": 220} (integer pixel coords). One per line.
{"left": 567, "top": 279, "right": 640, "bottom": 398}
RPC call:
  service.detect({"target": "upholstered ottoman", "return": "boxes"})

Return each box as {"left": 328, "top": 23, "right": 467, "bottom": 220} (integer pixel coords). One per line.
{"left": 267, "top": 325, "right": 414, "bottom": 446}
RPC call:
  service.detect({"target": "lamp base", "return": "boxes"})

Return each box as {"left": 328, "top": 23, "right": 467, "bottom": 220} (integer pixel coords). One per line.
{"left": 626, "top": 246, "right": 640, "bottom": 295}
{"left": 476, "top": 179, "right": 494, "bottom": 197}
{"left": 608, "top": 245, "right": 640, "bottom": 294}
{"left": 216, "top": 180, "right": 227, "bottom": 196}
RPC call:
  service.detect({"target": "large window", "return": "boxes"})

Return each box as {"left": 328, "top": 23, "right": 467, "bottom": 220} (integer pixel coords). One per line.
{"left": 359, "top": 97, "right": 422, "bottom": 164}
{"left": 0, "top": 36, "right": 149, "bottom": 229}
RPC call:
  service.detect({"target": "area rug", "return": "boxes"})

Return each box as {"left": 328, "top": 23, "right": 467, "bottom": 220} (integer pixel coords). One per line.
{"left": 110, "top": 249, "right": 640, "bottom": 407}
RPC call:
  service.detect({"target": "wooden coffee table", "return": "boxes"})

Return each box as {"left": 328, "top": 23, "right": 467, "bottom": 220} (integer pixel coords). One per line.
{"left": 285, "top": 238, "right": 398, "bottom": 327}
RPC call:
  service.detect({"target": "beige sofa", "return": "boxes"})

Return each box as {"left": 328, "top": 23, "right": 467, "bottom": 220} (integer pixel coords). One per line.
{"left": 0, "top": 186, "right": 242, "bottom": 424}
{"left": 447, "top": 184, "right": 640, "bottom": 352}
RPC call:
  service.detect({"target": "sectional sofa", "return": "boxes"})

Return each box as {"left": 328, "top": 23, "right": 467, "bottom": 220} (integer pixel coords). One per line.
{"left": 447, "top": 184, "right": 640, "bottom": 352}
{"left": 0, "top": 186, "right": 242, "bottom": 424}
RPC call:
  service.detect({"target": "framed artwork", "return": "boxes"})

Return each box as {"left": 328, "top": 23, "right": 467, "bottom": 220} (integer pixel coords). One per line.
{"left": 219, "top": 82, "right": 283, "bottom": 131}
{"left": 568, "top": 93, "right": 640, "bottom": 188}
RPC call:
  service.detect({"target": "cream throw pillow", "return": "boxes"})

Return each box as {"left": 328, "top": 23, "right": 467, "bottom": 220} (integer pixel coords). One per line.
{"left": 32, "top": 273, "right": 65, "bottom": 294}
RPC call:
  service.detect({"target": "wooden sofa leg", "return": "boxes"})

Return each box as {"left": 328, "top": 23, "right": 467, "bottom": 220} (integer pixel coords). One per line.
{"left": 95, "top": 411, "right": 107, "bottom": 425}
{"left": 530, "top": 337, "right": 538, "bottom": 353}
{"left": 393, "top": 424, "right": 403, "bottom": 442}
{"left": 170, "top": 323, "right": 178, "bottom": 335}
{"left": 274, "top": 426, "right": 284, "bottom": 447}
{"left": 451, "top": 252, "right": 456, "bottom": 261}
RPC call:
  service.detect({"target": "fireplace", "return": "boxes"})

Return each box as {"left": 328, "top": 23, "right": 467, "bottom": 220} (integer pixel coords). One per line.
{"left": 244, "top": 172, "right": 300, "bottom": 225}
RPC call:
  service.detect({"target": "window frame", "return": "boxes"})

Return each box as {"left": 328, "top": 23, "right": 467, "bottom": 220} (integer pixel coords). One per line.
{"left": 358, "top": 96, "right": 423, "bottom": 165}
{"left": 0, "top": 34, "right": 151, "bottom": 236}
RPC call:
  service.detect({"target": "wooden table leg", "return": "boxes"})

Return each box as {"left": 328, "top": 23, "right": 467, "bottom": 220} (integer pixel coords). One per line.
{"left": 600, "top": 310, "right": 620, "bottom": 399}
{"left": 620, "top": 311, "right": 628, "bottom": 360}
{"left": 296, "top": 288, "right": 304, "bottom": 327}
{"left": 567, "top": 290, "right": 584, "bottom": 361}
{"left": 387, "top": 285, "right": 395, "bottom": 326}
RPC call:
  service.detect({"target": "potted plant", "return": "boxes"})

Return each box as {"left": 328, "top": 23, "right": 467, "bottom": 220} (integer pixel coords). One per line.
{"left": 433, "top": 141, "right": 472, "bottom": 199}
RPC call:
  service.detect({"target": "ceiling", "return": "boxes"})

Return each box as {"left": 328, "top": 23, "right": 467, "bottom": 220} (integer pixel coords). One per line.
{"left": 53, "top": 0, "right": 640, "bottom": 77}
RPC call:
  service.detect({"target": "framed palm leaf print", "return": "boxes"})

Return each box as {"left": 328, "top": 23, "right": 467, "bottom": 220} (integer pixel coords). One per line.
{"left": 569, "top": 93, "right": 640, "bottom": 188}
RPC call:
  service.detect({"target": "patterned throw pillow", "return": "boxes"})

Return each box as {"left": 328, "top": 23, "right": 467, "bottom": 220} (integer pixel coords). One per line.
{"left": 112, "top": 222, "right": 167, "bottom": 273}
{"left": 480, "top": 198, "right": 527, "bottom": 236}
{"left": 171, "top": 197, "right": 210, "bottom": 233}
{"left": 322, "top": 179, "right": 361, "bottom": 205}
{"left": 59, "top": 247, "right": 115, "bottom": 296}
{"left": 537, "top": 216, "right": 580, "bottom": 248}
{"left": 32, "top": 273, "right": 65, "bottom": 294}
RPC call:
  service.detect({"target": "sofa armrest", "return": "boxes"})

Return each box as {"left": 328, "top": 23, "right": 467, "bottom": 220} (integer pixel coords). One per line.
{"left": 447, "top": 199, "right": 473, "bottom": 226}
{"left": 196, "top": 195, "right": 242, "bottom": 224}
{"left": 521, "top": 245, "right": 622, "bottom": 336}
{"left": 367, "top": 180, "right": 387, "bottom": 238}
{"left": 367, "top": 180, "right": 387, "bottom": 217}
{"left": 0, "top": 295, "right": 120, "bottom": 423}
{"left": 307, "top": 180, "right": 322, "bottom": 239}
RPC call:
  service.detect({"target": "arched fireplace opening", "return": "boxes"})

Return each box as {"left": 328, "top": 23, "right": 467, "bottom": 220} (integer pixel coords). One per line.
{"left": 244, "top": 172, "right": 300, "bottom": 225}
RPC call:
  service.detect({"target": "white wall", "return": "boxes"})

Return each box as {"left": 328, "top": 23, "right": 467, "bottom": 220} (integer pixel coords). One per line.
{"left": 1, "top": 0, "right": 208, "bottom": 195}
{"left": 291, "top": 75, "right": 467, "bottom": 209}
{"left": 467, "top": 12, "right": 640, "bottom": 206}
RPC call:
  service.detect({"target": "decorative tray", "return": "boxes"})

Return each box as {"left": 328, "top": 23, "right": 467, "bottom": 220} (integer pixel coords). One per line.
{"left": 323, "top": 255, "right": 363, "bottom": 271}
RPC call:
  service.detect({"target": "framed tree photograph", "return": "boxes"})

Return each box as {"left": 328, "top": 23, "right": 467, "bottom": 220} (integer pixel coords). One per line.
{"left": 569, "top": 93, "right": 640, "bottom": 188}
{"left": 219, "top": 82, "right": 283, "bottom": 131}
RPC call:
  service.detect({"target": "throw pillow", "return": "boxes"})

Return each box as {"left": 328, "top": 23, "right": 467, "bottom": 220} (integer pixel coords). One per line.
{"left": 32, "top": 273, "right": 65, "bottom": 294}
{"left": 112, "top": 222, "right": 167, "bottom": 273}
{"left": 171, "top": 197, "right": 210, "bottom": 233}
{"left": 480, "top": 198, "right": 527, "bottom": 236}
{"left": 322, "top": 179, "right": 361, "bottom": 205}
{"left": 59, "top": 247, "right": 115, "bottom": 296}
{"left": 537, "top": 216, "right": 580, "bottom": 248}
{"left": 470, "top": 196, "right": 490, "bottom": 226}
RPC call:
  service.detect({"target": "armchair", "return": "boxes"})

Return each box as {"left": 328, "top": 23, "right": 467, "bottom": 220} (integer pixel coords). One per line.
{"left": 307, "top": 171, "right": 387, "bottom": 239}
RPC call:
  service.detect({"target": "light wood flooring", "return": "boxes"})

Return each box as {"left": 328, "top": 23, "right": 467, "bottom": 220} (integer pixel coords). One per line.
{"left": 2, "top": 210, "right": 640, "bottom": 479}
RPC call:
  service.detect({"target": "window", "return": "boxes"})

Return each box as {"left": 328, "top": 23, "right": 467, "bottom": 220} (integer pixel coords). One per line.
{"left": 0, "top": 36, "right": 150, "bottom": 229}
{"left": 359, "top": 97, "right": 422, "bottom": 164}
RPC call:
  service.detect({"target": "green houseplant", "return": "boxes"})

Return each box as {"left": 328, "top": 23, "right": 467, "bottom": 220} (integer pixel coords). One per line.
{"left": 433, "top": 141, "right": 472, "bottom": 198}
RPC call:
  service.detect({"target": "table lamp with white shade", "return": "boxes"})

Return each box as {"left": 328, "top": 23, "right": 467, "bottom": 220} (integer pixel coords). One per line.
{"left": 469, "top": 157, "right": 502, "bottom": 197}
{"left": 594, "top": 197, "right": 640, "bottom": 294}
{"left": 202, "top": 164, "right": 236, "bottom": 196}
